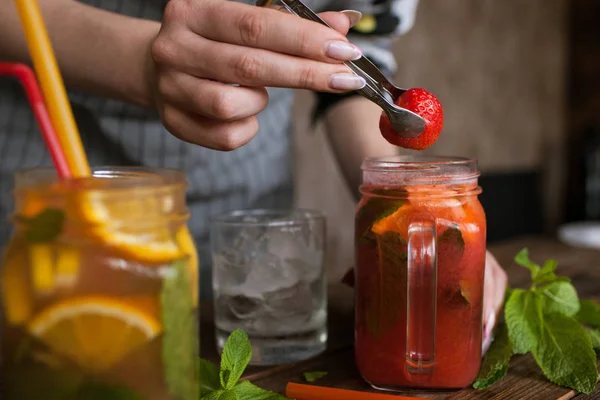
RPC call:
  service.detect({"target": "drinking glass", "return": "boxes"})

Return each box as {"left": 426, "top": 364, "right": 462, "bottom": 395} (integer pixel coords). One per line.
{"left": 354, "top": 156, "right": 486, "bottom": 390}
{"left": 211, "top": 209, "right": 327, "bottom": 366}
{"left": 1, "top": 167, "right": 199, "bottom": 400}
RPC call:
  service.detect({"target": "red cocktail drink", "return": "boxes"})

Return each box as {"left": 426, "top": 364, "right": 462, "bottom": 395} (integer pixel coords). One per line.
{"left": 355, "top": 156, "right": 486, "bottom": 390}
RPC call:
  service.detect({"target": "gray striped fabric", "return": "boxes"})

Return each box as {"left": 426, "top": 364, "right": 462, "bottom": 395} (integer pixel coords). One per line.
{"left": 0, "top": 0, "right": 418, "bottom": 298}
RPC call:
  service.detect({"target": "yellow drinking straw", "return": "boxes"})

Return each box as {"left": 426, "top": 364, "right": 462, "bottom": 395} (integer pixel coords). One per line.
{"left": 12, "top": 0, "right": 90, "bottom": 177}
{"left": 12, "top": 0, "right": 199, "bottom": 306}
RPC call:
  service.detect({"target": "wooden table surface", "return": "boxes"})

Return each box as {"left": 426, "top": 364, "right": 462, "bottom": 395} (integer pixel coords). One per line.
{"left": 200, "top": 236, "right": 600, "bottom": 399}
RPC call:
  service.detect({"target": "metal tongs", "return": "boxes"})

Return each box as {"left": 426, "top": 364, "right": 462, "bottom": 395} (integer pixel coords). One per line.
{"left": 256, "top": 0, "right": 426, "bottom": 137}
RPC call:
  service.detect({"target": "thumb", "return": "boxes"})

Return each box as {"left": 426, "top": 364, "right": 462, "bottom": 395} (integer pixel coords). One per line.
{"left": 319, "top": 10, "right": 361, "bottom": 35}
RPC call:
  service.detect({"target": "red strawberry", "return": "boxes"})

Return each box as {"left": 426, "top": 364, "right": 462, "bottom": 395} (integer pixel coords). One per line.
{"left": 379, "top": 88, "right": 444, "bottom": 150}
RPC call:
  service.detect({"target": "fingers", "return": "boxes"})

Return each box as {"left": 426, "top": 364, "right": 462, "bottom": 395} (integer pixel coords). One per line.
{"left": 482, "top": 251, "right": 508, "bottom": 340}
{"left": 269, "top": 5, "right": 358, "bottom": 34}
{"left": 155, "top": 33, "right": 365, "bottom": 91}
{"left": 153, "top": 0, "right": 365, "bottom": 151}
{"left": 320, "top": 11, "right": 354, "bottom": 34}
{"left": 186, "top": 1, "right": 360, "bottom": 63}
{"left": 157, "top": 71, "right": 269, "bottom": 120}
{"left": 161, "top": 105, "right": 259, "bottom": 151}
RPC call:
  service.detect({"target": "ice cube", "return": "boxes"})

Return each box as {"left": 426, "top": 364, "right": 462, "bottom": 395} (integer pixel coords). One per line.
{"left": 283, "top": 256, "right": 323, "bottom": 283}
{"left": 264, "top": 281, "right": 314, "bottom": 318}
{"left": 222, "top": 294, "right": 264, "bottom": 320}
{"left": 242, "top": 252, "right": 299, "bottom": 297}
{"left": 266, "top": 225, "right": 307, "bottom": 260}
{"left": 231, "top": 228, "right": 268, "bottom": 262}
{"left": 212, "top": 254, "right": 247, "bottom": 292}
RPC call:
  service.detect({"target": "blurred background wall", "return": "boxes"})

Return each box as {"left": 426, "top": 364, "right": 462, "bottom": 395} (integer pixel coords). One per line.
{"left": 292, "top": 0, "right": 569, "bottom": 281}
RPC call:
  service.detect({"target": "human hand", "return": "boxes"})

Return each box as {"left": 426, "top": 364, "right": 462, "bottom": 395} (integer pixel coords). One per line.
{"left": 482, "top": 250, "right": 508, "bottom": 353}
{"left": 148, "top": 0, "right": 364, "bottom": 150}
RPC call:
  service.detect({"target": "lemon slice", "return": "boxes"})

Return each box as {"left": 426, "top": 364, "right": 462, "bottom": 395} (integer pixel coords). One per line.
{"left": 28, "top": 296, "right": 161, "bottom": 372}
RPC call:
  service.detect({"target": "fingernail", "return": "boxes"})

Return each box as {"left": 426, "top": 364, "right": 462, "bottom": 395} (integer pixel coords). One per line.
{"left": 482, "top": 334, "right": 493, "bottom": 356}
{"left": 484, "top": 312, "right": 496, "bottom": 339}
{"left": 329, "top": 73, "right": 366, "bottom": 91}
{"left": 325, "top": 41, "right": 362, "bottom": 61}
{"left": 341, "top": 10, "right": 363, "bottom": 28}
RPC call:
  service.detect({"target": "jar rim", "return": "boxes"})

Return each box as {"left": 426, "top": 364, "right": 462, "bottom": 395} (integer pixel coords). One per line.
{"left": 361, "top": 155, "right": 479, "bottom": 186}
{"left": 211, "top": 208, "right": 325, "bottom": 227}
{"left": 362, "top": 155, "right": 477, "bottom": 171}
{"left": 14, "top": 166, "right": 186, "bottom": 193}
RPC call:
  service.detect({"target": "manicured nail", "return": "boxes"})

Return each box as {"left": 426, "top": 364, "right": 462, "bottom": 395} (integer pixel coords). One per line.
{"left": 329, "top": 73, "right": 366, "bottom": 91}
{"left": 482, "top": 334, "right": 494, "bottom": 356}
{"left": 484, "top": 312, "right": 495, "bottom": 339}
{"left": 326, "top": 41, "right": 362, "bottom": 61}
{"left": 341, "top": 10, "right": 363, "bottom": 28}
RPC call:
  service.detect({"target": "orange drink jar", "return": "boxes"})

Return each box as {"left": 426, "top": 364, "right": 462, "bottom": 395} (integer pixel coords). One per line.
{"left": 355, "top": 156, "right": 487, "bottom": 390}
{"left": 1, "top": 167, "right": 199, "bottom": 400}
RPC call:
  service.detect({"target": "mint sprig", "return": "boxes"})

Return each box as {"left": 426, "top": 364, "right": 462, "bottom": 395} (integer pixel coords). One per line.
{"left": 200, "top": 330, "right": 290, "bottom": 400}
{"left": 473, "top": 323, "right": 512, "bottom": 389}
{"left": 303, "top": 371, "right": 328, "bottom": 383}
{"left": 474, "top": 249, "right": 599, "bottom": 394}
{"left": 17, "top": 208, "right": 65, "bottom": 243}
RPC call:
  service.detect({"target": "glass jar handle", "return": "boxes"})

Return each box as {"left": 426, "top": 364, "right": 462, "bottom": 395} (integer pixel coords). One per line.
{"left": 404, "top": 213, "right": 437, "bottom": 375}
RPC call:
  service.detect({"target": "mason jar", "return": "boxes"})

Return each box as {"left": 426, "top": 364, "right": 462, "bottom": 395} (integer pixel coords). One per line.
{"left": 354, "top": 156, "right": 486, "bottom": 390}
{"left": 1, "top": 167, "right": 198, "bottom": 400}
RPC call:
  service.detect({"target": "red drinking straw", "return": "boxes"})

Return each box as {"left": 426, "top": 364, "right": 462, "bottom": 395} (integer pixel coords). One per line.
{"left": 0, "top": 62, "right": 70, "bottom": 178}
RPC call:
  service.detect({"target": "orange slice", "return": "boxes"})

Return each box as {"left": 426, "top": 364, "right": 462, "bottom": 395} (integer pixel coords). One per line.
{"left": 371, "top": 195, "right": 467, "bottom": 239}
{"left": 1, "top": 239, "right": 34, "bottom": 325}
{"left": 372, "top": 203, "right": 410, "bottom": 237}
{"left": 55, "top": 245, "right": 80, "bottom": 288}
{"left": 76, "top": 191, "right": 182, "bottom": 264}
{"left": 176, "top": 226, "right": 199, "bottom": 307}
{"left": 27, "top": 296, "right": 161, "bottom": 372}
{"left": 29, "top": 244, "right": 55, "bottom": 293}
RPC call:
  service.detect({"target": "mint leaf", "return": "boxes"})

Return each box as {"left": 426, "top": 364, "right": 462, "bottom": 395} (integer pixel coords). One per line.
{"left": 303, "top": 371, "right": 328, "bottom": 382}
{"left": 588, "top": 329, "right": 600, "bottom": 353}
{"left": 577, "top": 300, "right": 600, "bottom": 329}
{"left": 233, "top": 381, "right": 289, "bottom": 400}
{"left": 21, "top": 208, "right": 65, "bottom": 243}
{"left": 219, "top": 390, "right": 238, "bottom": 400}
{"left": 532, "top": 313, "right": 598, "bottom": 394}
{"left": 505, "top": 289, "right": 543, "bottom": 354}
{"left": 220, "top": 329, "right": 252, "bottom": 390}
{"left": 365, "top": 231, "right": 407, "bottom": 337}
{"left": 161, "top": 260, "right": 198, "bottom": 400}
{"left": 439, "top": 226, "right": 465, "bottom": 253}
{"left": 473, "top": 323, "right": 513, "bottom": 389}
{"left": 200, "top": 358, "right": 222, "bottom": 396}
{"left": 203, "top": 391, "right": 222, "bottom": 400}
{"left": 533, "top": 259, "right": 561, "bottom": 285}
{"left": 514, "top": 248, "right": 540, "bottom": 279}
{"left": 202, "top": 389, "right": 238, "bottom": 400}
{"left": 541, "top": 281, "right": 580, "bottom": 317}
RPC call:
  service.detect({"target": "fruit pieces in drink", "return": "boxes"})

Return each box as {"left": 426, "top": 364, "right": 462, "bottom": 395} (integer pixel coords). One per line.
{"left": 27, "top": 295, "right": 161, "bottom": 372}
{"left": 1, "top": 178, "right": 199, "bottom": 400}
{"left": 354, "top": 186, "right": 485, "bottom": 388}
{"left": 379, "top": 88, "right": 444, "bottom": 150}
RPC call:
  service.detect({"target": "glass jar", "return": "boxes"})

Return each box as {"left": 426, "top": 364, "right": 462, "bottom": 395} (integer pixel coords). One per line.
{"left": 354, "top": 156, "right": 486, "bottom": 390}
{"left": 1, "top": 167, "right": 199, "bottom": 400}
